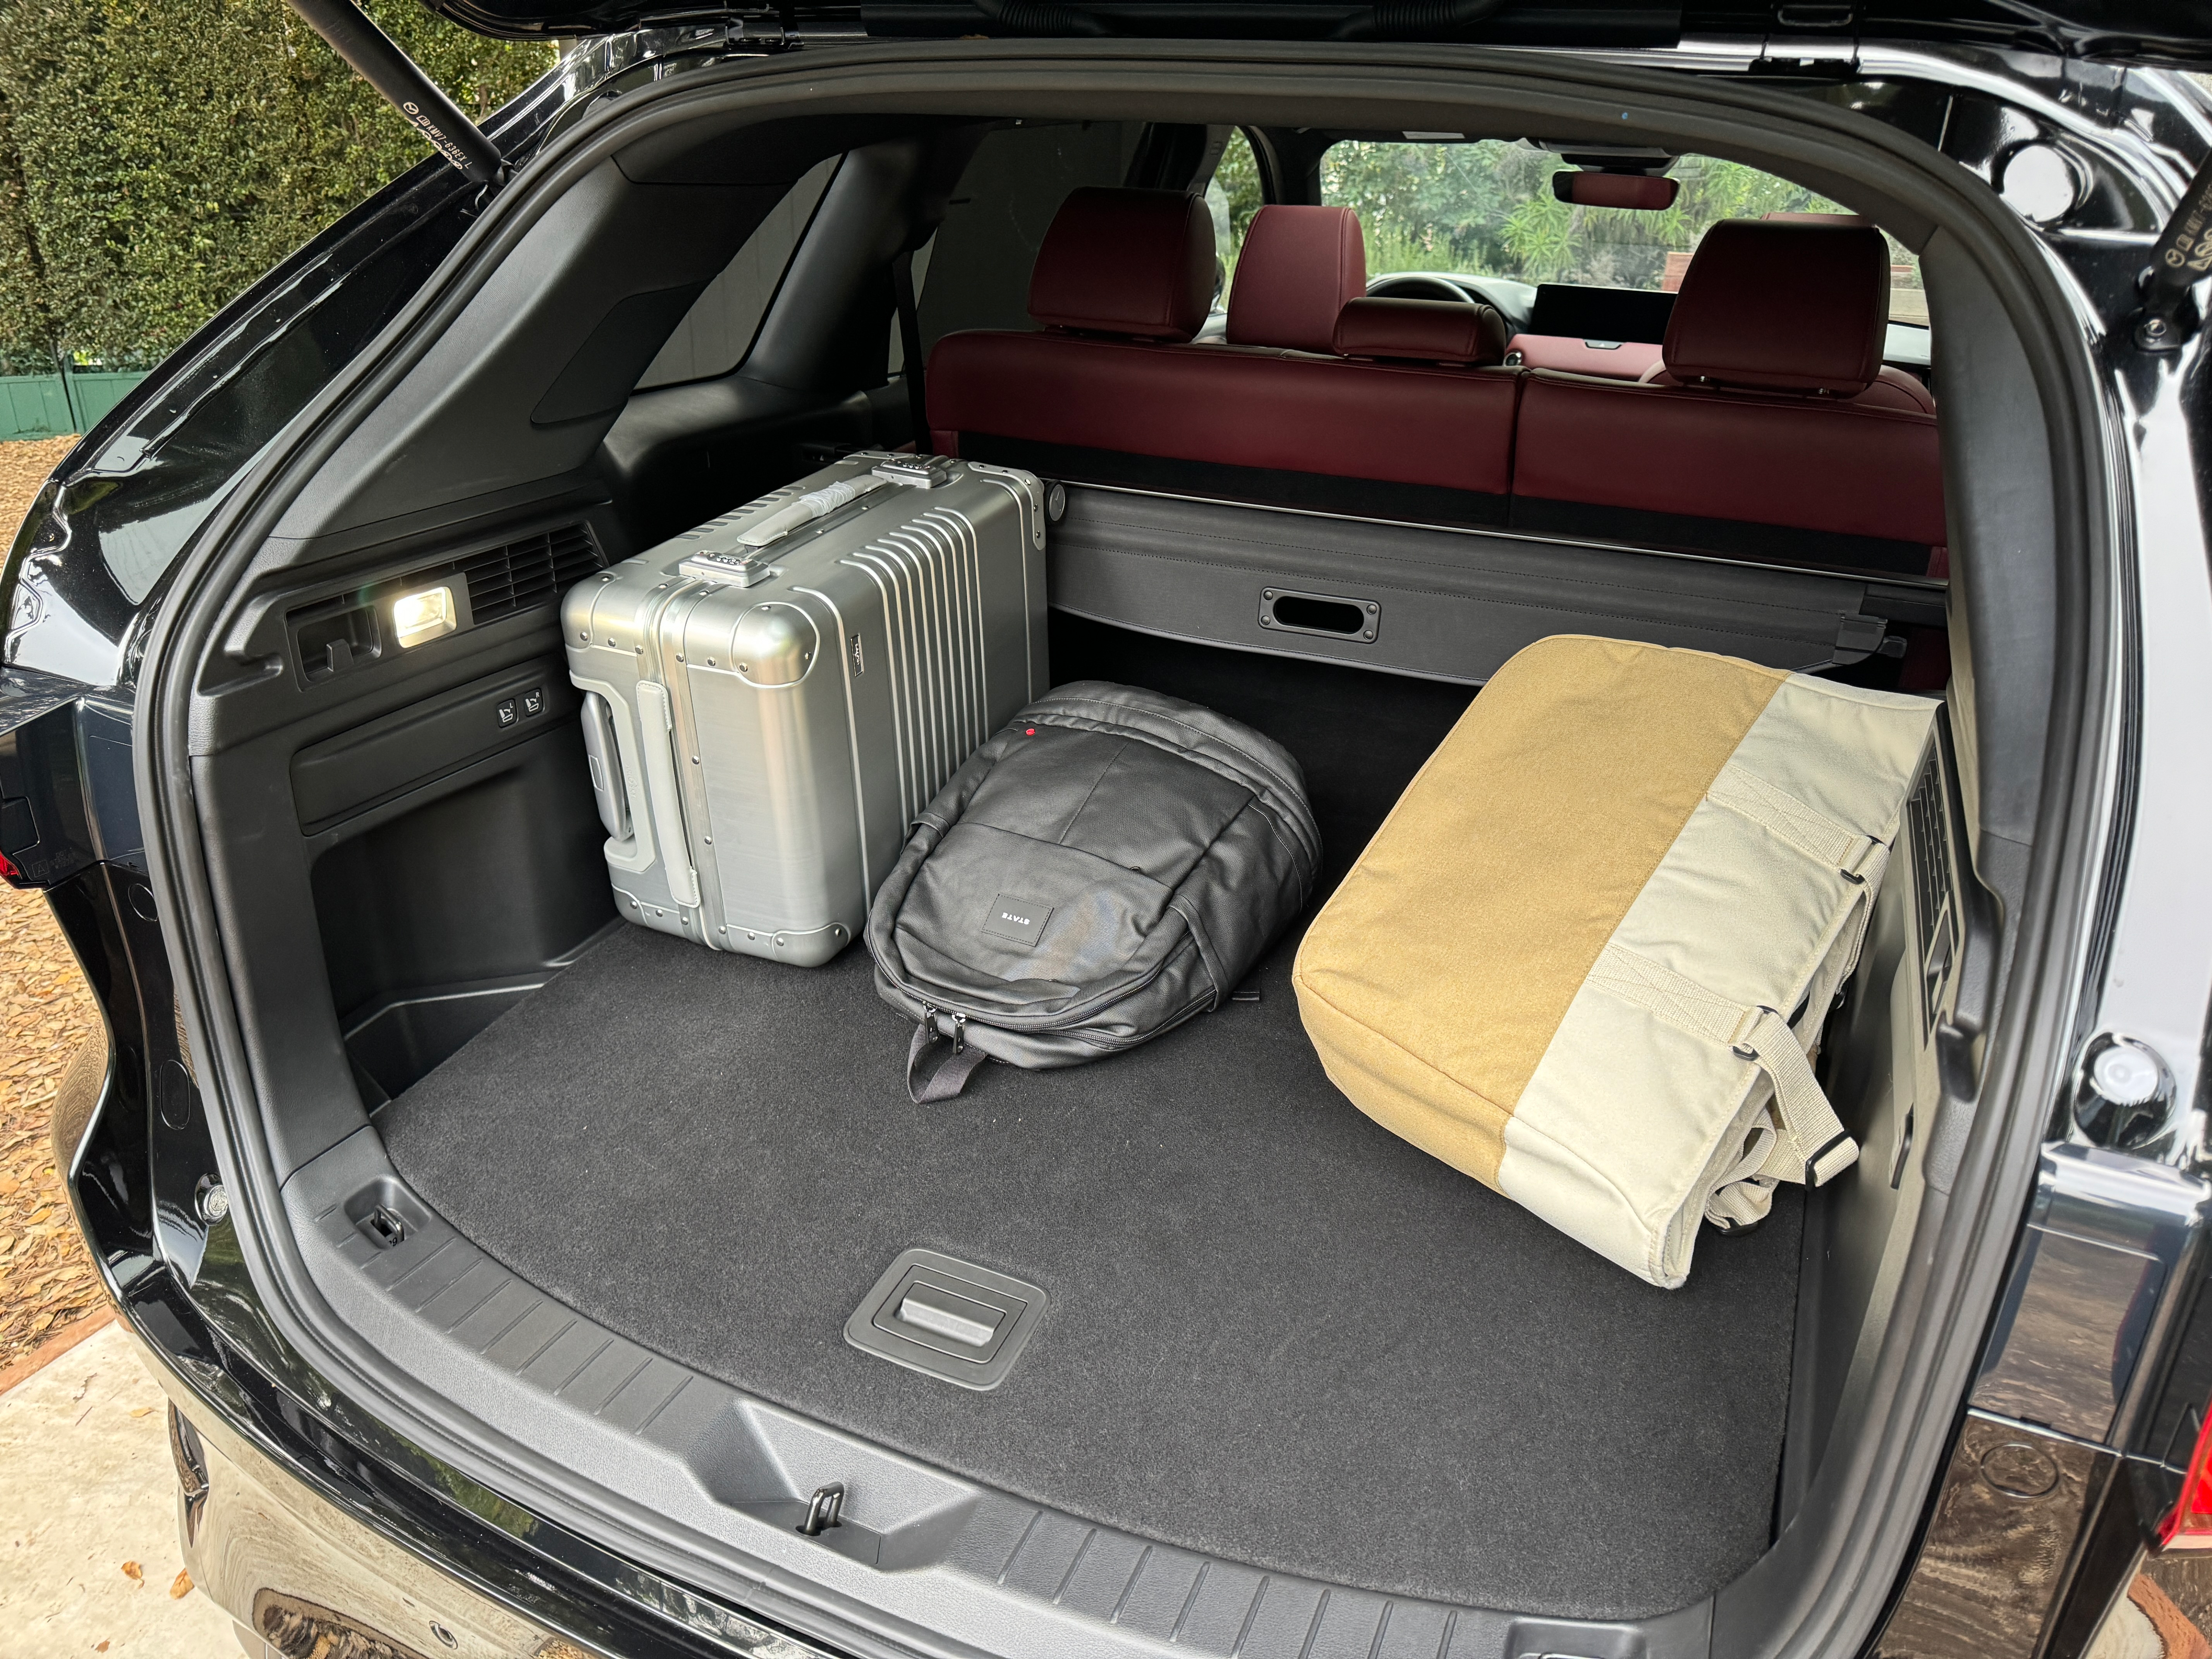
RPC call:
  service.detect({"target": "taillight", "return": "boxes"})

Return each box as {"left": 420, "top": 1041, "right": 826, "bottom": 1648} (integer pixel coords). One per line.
{"left": 2161, "top": 1403, "right": 2212, "bottom": 1548}
{"left": 0, "top": 846, "right": 22, "bottom": 887}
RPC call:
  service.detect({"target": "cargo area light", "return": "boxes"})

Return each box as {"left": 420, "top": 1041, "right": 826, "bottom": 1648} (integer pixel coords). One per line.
{"left": 391, "top": 584, "right": 457, "bottom": 649}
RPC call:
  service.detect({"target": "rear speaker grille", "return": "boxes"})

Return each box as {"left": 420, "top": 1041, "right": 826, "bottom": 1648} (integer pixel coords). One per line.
{"left": 452, "top": 523, "right": 602, "bottom": 626}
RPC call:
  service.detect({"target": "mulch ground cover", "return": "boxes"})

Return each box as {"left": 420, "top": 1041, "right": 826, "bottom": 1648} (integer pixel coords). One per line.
{"left": 0, "top": 435, "right": 110, "bottom": 1377}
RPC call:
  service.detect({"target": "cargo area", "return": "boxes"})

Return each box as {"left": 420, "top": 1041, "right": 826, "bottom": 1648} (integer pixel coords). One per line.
{"left": 146, "top": 74, "right": 2033, "bottom": 1647}
{"left": 371, "top": 615, "right": 1812, "bottom": 1620}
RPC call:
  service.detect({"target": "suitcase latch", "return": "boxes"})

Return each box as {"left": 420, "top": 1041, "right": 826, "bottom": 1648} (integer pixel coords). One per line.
{"left": 679, "top": 548, "right": 776, "bottom": 587}
{"left": 872, "top": 454, "right": 958, "bottom": 489}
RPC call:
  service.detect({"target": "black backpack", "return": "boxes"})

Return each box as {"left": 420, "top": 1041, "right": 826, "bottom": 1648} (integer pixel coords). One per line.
{"left": 867, "top": 682, "right": 1322, "bottom": 1100}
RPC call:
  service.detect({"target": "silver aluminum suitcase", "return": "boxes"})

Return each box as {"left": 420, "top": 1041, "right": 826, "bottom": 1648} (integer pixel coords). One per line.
{"left": 562, "top": 452, "right": 1049, "bottom": 965}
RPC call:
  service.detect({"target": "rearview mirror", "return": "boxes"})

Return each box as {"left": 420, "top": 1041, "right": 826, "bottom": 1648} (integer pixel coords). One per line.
{"left": 1551, "top": 171, "right": 1679, "bottom": 210}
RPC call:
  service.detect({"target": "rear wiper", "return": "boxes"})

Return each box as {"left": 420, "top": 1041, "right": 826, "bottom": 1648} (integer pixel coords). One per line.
{"left": 282, "top": 0, "right": 508, "bottom": 191}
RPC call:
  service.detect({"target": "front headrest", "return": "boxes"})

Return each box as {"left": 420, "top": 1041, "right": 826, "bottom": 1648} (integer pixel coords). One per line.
{"left": 1662, "top": 219, "right": 1890, "bottom": 396}
{"left": 1226, "top": 205, "right": 1367, "bottom": 353}
{"left": 1028, "top": 187, "right": 1216, "bottom": 342}
{"left": 1333, "top": 297, "right": 1507, "bottom": 366}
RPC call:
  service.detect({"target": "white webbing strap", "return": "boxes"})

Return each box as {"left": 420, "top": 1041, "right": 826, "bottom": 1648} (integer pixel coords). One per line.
{"left": 1589, "top": 945, "right": 1860, "bottom": 1226}
{"left": 1707, "top": 764, "right": 1880, "bottom": 882}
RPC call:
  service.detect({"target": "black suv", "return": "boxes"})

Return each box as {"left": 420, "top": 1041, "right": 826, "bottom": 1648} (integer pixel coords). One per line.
{"left": 7, "top": 4, "right": 2212, "bottom": 1656}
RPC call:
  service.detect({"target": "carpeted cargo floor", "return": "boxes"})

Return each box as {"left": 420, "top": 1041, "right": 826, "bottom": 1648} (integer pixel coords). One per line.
{"left": 378, "top": 620, "right": 1804, "bottom": 1620}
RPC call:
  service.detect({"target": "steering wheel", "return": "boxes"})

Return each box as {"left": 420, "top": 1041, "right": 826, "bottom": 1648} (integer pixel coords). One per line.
{"left": 1365, "top": 275, "right": 1474, "bottom": 304}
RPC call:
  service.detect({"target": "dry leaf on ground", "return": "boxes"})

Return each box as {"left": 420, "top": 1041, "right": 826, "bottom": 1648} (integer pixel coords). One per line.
{"left": 0, "top": 441, "right": 108, "bottom": 1371}
{"left": 169, "top": 1568, "right": 194, "bottom": 1598}
{"left": 0, "top": 434, "right": 74, "bottom": 550}
{"left": 120, "top": 1560, "right": 143, "bottom": 1583}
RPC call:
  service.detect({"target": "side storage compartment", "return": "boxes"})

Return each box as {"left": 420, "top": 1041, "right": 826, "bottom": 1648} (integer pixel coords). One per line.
{"left": 301, "top": 655, "right": 617, "bottom": 1106}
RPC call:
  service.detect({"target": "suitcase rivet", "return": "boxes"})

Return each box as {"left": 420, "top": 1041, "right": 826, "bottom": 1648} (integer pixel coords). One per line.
{"left": 691, "top": 756, "right": 701, "bottom": 764}
{"left": 704, "top": 836, "right": 712, "bottom": 843}
{"left": 1367, "top": 603, "right": 1379, "bottom": 613}
{"left": 706, "top": 658, "right": 715, "bottom": 666}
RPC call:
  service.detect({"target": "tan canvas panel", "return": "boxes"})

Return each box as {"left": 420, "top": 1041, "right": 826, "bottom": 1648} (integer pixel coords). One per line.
{"left": 1296, "top": 635, "right": 1937, "bottom": 1286}
{"left": 1293, "top": 636, "right": 1786, "bottom": 1184}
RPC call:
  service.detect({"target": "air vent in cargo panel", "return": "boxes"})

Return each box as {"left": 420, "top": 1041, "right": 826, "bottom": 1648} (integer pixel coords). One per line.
{"left": 455, "top": 523, "right": 601, "bottom": 626}
{"left": 1907, "top": 763, "right": 1955, "bottom": 1032}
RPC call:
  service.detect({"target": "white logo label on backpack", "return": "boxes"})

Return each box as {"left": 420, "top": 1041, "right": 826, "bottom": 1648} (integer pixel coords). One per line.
{"left": 982, "top": 893, "right": 1051, "bottom": 949}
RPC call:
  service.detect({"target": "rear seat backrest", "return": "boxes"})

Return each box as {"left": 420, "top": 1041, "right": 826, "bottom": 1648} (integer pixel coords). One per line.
{"left": 927, "top": 188, "right": 1524, "bottom": 526}
{"left": 1508, "top": 219, "right": 1946, "bottom": 575}
{"left": 1224, "top": 205, "right": 1367, "bottom": 352}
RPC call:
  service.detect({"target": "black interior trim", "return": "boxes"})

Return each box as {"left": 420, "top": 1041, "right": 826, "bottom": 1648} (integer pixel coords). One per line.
{"left": 1509, "top": 495, "right": 1937, "bottom": 577}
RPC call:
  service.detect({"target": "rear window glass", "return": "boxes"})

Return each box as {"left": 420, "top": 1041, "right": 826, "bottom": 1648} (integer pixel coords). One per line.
{"left": 1319, "top": 139, "right": 1928, "bottom": 330}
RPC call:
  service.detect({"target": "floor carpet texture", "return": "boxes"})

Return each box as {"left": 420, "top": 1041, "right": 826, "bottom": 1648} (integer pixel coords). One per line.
{"left": 379, "top": 622, "right": 1804, "bottom": 1620}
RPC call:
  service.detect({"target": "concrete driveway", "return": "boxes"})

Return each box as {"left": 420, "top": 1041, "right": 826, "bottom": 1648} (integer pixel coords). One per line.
{"left": 0, "top": 1322, "right": 240, "bottom": 1657}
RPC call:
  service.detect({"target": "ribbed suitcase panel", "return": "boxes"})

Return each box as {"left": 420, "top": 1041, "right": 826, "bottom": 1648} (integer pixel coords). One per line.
{"left": 844, "top": 505, "right": 996, "bottom": 826}
{"left": 565, "top": 455, "right": 1046, "bottom": 967}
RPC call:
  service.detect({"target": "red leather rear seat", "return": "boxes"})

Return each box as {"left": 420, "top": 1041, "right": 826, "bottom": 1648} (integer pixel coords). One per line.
{"left": 1509, "top": 219, "right": 1944, "bottom": 575}
{"left": 927, "top": 192, "right": 1521, "bottom": 526}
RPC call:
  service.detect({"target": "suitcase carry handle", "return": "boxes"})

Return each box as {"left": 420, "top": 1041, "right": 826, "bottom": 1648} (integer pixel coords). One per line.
{"left": 632, "top": 681, "right": 701, "bottom": 908}
{"left": 578, "top": 691, "right": 632, "bottom": 842}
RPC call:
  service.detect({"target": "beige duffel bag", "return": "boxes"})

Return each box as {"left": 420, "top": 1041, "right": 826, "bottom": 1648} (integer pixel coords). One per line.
{"left": 1293, "top": 635, "right": 1938, "bottom": 1288}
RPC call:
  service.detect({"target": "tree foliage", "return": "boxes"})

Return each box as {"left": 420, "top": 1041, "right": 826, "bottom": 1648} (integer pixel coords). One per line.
{"left": 0, "top": 0, "right": 552, "bottom": 367}
{"left": 1315, "top": 138, "right": 1909, "bottom": 291}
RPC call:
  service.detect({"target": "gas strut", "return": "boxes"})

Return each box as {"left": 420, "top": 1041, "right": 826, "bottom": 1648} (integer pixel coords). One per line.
{"left": 282, "top": 0, "right": 507, "bottom": 190}
{"left": 2138, "top": 151, "right": 2212, "bottom": 350}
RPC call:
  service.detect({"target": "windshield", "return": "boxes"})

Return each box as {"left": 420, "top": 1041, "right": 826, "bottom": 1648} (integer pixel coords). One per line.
{"left": 1312, "top": 138, "right": 1928, "bottom": 329}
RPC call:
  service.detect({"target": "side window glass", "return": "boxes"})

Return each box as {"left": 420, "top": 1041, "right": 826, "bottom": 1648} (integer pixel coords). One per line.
{"left": 635, "top": 156, "right": 838, "bottom": 391}
{"left": 1206, "top": 128, "right": 1265, "bottom": 284}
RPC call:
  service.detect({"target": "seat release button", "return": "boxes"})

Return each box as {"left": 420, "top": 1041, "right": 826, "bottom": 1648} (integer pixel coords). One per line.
{"left": 896, "top": 1283, "right": 1003, "bottom": 1348}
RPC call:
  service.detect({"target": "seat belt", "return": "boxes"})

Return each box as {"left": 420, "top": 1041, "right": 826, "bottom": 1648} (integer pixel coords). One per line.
{"left": 891, "top": 250, "right": 931, "bottom": 454}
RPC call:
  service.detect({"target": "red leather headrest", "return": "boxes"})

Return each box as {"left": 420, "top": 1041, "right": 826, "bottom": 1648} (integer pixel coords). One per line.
{"left": 1662, "top": 219, "right": 1890, "bottom": 396}
{"left": 1226, "top": 205, "right": 1366, "bottom": 353}
{"left": 1028, "top": 187, "right": 1215, "bottom": 342}
{"left": 1333, "top": 297, "right": 1506, "bottom": 365}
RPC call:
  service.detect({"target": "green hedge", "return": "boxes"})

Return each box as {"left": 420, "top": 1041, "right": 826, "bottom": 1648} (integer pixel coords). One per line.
{"left": 0, "top": 0, "right": 553, "bottom": 364}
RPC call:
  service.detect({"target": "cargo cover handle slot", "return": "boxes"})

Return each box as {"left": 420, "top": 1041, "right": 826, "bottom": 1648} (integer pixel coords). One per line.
{"left": 1260, "top": 588, "right": 1380, "bottom": 642}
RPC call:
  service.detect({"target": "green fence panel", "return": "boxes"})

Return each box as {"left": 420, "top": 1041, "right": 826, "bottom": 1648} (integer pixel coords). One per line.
{"left": 0, "top": 370, "right": 151, "bottom": 440}
{"left": 0, "top": 376, "right": 77, "bottom": 441}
